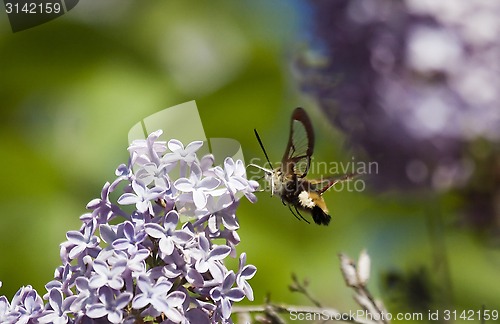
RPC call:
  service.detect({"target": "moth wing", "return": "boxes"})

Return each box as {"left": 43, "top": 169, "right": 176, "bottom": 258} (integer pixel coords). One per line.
{"left": 309, "top": 173, "right": 357, "bottom": 194}
{"left": 281, "top": 108, "right": 314, "bottom": 178}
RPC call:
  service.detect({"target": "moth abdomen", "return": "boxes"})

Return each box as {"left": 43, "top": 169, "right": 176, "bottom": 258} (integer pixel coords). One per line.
{"left": 312, "top": 205, "right": 331, "bottom": 225}
{"left": 296, "top": 190, "right": 331, "bottom": 226}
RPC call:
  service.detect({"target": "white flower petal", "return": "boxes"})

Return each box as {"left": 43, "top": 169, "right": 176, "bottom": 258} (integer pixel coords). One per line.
{"left": 198, "top": 177, "right": 221, "bottom": 191}
{"left": 193, "top": 191, "right": 208, "bottom": 209}
{"left": 168, "top": 139, "right": 184, "bottom": 152}
{"left": 185, "top": 140, "right": 204, "bottom": 154}
{"left": 224, "top": 157, "right": 235, "bottom": 175}
{"left": 174, "top": 178, "right": 195, "bottom": 192}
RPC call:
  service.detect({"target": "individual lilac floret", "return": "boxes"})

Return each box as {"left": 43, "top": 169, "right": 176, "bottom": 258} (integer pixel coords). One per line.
{"left": 89, "top": 259, "right": 127, "bottom": 290}
{"left": 135, "top": 162, "right": 172, "bottom": 190}
{"left": 193, "top": 234, "right": 232, "bottom": 283}
{"left": 132, "top": 275, "right": 185, "bottom": 321}
{"left": 118, "top": 180, "right": 165, "bottom": 215}
{"left": 37, "top": 289, "right": 75, "bottom": 324}
{"left": 163, "top": 139, "right": 204, "bottom": 177}
{"left": 65, "top": 225, "right": 100, "bottom": 260}
{"left": 86, "top": 286, "right": 132, "bottom": 323}
{"left": 128, "top": 129, "right": 166, "bottom": 166}
{"left": 86, "top": 181, "right": 128, "bottom": 224}
{"left": 215, "top": 157, "right": 259, "bottom": 203}
{"left": 210, "top": 271, "right": 246, "bottom": 321}
{"left": 236, "top": 253, "right": 257, "bottom": 301}
{"left": 111, "top": 221, "right": 146, "bottom": 255}
{"left": 0, "top": 295, "right": 17, "bottom": 323}
{"left": 144, "top": 210, "right": 193, "bottom": 257}
{"left": 174, "top": 164, "right": 221, "bottom": 210}
{"left": 0, "top": 131, "right": 257, "bottom": 324}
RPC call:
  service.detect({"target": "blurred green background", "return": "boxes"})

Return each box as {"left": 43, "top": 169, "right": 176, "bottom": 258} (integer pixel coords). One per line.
{"left": 0, "top": 1, "right": 499, "bottom": 323}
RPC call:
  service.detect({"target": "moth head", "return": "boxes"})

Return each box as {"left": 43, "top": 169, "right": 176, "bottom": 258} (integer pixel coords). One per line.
{"left": 267, "top": 168, "right": 284, "bottom": 196}
{"left": 248, "top": 163, "right": 275, "bottom": 195}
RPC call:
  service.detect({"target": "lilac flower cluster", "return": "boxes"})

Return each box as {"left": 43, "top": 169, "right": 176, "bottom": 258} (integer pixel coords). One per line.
{"left": 0, "top": 130, "right": 258, "bottom": 324}
{"left": 302, "top": 0, "right": 500, "bottom": 191}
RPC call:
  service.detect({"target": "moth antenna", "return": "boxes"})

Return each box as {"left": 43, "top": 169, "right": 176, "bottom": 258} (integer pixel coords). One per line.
{"left": 254, "top": 129, "right": 273, "bottom": 169}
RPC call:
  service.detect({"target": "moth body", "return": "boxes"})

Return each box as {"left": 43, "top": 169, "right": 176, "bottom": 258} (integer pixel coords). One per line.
{"left": 251, "top": 107, "right": 353, "bottom": 226}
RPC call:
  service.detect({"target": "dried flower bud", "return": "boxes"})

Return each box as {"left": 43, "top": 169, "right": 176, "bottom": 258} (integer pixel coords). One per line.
{"left": 357, "top": 249, "right": 371, "bottom": 286}
{"left": 339, "top": 253, "right": 359, "bottom": 287}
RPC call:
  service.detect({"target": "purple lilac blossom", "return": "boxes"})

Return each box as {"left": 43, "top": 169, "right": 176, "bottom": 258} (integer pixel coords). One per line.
{"left": 302, "top": 0, "right": 500, "bottom": 192}
{"left": 0, "top": 130, "right": 257, "bottom": 323}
